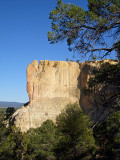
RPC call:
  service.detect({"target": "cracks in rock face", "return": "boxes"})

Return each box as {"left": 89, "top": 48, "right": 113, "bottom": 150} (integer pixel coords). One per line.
{"left": 34, "top": 71, "right": 37, "bottom": 78}
{"left": 42, "top": 61, "right": 45, "bottom": 72}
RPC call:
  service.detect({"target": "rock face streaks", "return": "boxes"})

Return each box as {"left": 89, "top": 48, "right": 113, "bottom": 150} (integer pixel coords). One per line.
{"left": 27, "top": 60, "right": 80, "bottom": 103}
{"left": 12, "top": 59, "right": 118, "bottom": 132}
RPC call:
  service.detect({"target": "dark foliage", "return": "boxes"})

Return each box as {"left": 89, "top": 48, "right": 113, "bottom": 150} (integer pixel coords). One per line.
{"left": 48, "top": 0, "right": 120, "bottom": 60}
{"left": 94, "top": 111, "right": 120, "bottom": 159}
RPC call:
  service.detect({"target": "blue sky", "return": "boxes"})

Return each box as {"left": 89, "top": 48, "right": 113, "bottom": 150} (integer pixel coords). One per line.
{"left": 0, "top": 0, "right": 88, "bottom": 103}
{"left": 0, "top": 0, "right": 116, "bottom": 103}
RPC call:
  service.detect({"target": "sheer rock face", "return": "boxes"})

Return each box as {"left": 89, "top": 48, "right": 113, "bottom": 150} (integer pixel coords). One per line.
{"left": 27, "top": 60, "right": 80, "bottom": 103}
{"left": 12, "top": 59, "right": 118, "bottom": 132}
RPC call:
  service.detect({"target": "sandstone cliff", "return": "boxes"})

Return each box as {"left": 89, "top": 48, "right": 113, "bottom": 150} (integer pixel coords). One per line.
{"left": 12, "top": 59, "right": 118, "bottom": 132}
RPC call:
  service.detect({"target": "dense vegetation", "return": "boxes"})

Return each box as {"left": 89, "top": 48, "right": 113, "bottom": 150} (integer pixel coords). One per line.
{"left": 0, "top": 102, "right": 120, "bottom": 160}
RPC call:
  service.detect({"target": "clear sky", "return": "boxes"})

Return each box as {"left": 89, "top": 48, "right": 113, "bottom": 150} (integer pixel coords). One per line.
{"left": 0, "top": 0, "right": 116, "bottom": 103}
{"left": 0, "top": 0, "right": 89, "bottom": 103}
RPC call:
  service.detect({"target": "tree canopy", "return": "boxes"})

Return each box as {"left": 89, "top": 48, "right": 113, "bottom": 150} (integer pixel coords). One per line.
{"left": 26, "top": 120, "right": 59, "bottom": 160}
{"left": 0, "top": 106, "right": 120, "bottom": 159}
{"left": 48, "top": 0, "right": 120, "bottom": 60}
{"left": 5, "top": 107, "right": 15, "bottom": 120}
{"left": 94, "top": 110, "right": 120, "bottom": 159}
{"left": 0, "top": 109, "right": 29, "bottom": 160}
{"left": 55, "top": 103, "right": 96, "bottom": 160}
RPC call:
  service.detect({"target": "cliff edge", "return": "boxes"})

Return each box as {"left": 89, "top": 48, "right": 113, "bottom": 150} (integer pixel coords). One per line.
{"left": 12, "top": 59, "right": 118, "bottom": 132}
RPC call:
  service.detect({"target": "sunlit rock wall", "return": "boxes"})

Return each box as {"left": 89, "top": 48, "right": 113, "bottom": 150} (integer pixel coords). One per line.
{"left": 12, "top": 60, "right": 80, "bottom": 132}
{"left": 27, "top": 60, "right": 80, "bottom": 103}
{"left": 12, "top": 59, "right": 118, "bottom": 132}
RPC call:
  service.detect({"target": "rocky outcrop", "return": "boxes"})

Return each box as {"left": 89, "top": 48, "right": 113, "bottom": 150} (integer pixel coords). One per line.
{"left": 12, "top": 59, "right": 119, "bottom": 132}
{"left": 27, "top": 60, "right": 80, "bottom": 103}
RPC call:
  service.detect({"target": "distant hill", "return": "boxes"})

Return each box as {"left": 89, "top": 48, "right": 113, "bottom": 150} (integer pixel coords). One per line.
{"left": 0, "top": 101, "right": 24, "bottom": 108}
